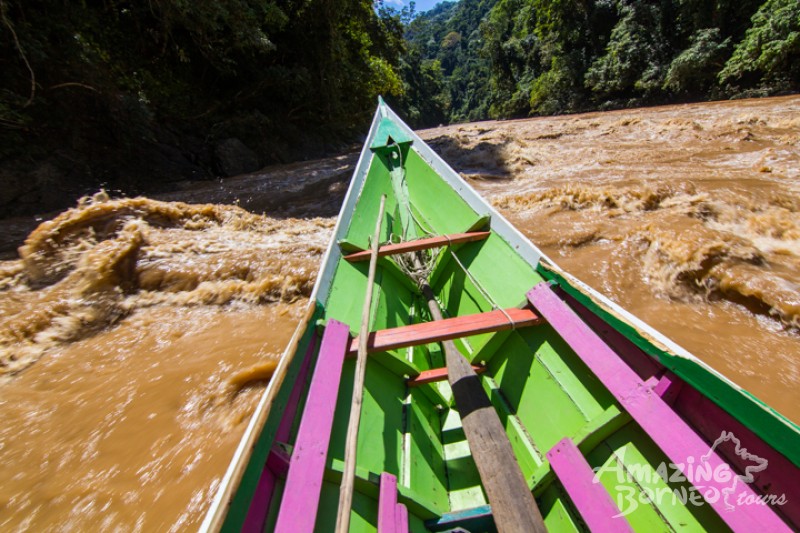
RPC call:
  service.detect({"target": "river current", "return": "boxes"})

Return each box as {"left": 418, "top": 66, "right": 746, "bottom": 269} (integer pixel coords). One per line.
{"left": 0, "top": 96, "right": 798, "bottom": 530}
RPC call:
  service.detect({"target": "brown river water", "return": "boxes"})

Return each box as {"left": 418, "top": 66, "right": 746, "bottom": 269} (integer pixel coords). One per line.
{"left": 1, "top": 96, "right": 798, "bottom": 530}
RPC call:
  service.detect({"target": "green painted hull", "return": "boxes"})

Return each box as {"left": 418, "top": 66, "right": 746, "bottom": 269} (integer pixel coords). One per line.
{"left": 203, "top": 101, "right": 800, "bottom": 532}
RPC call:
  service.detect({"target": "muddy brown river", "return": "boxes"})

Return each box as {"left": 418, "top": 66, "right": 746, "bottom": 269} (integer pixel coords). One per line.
{"left": 1, "top": 96, "right": 798, "bottom": 530}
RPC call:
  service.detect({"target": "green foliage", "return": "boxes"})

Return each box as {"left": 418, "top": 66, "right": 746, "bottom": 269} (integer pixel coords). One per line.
{"left": 529, "top": 0, "right": 594, "bottom": 110}
{"left": 664, "top": 28, "right": 730, "bottom": 93}
{"left": 720, "top": 0, "right": 800, "bottom": 88}
{"left": 2, "top": 0, "right": 798, "bottom": 178}
{"left": 397, "top": 0, "right": 497, "bottom": 127}
{"left": 393, "top": 52, "right": 450, "bottom": 126}
{"left": 585, "top": 2, "right": 674, "bottom": 99}
{"left": 0, "top": 0, "right": 405, "bottom": 165}
{"left": 394, "top": 0, "right": 797, "bottom": 125}
{"left": 481, "top": 0, "right": 540, "bottom": 118}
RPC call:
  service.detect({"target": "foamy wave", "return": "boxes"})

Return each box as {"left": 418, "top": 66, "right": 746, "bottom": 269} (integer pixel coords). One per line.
{"left": 494, "top": 182, "right": 700, "bottom": 215}
{"left": 0, "top": 194, "right": 332, "bottom": 375}
{"left": 637, "top": 221, "right": 799, "bottom": 327}
{"left": 493, "top": 179, "right": 799, "bottom": 326}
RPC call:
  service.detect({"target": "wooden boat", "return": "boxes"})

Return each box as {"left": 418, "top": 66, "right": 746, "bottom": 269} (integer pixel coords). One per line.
{"left": 201, "top": 100, "right": 800, "bottom": 532}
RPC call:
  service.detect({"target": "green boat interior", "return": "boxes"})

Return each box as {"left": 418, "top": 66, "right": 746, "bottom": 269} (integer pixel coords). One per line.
{"left": 209, "top": 105, "right": 799, "bottom": 533}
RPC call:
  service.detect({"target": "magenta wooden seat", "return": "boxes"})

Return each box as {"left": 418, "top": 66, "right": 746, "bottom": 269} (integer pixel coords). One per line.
{"left": 547, "top": 438, "right": 633, "bottom": 532}
{"left": 378, "top": 472, "right": 409, "bottom": 533}
{"left": 242, "top": 334, "right": 318, "bottom": 533}
{"left": 527, "top": 282, "right": 789, "bottom": 533}
{"left": 273, "top": 320, "right": 351, "bottom": 533}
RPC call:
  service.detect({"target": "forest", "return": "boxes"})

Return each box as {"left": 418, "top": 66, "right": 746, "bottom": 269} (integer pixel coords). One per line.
{"left": 1, "top": 0, "right": 798, "bottom": 214}
{"left": 0, "top": 0, "right": 404, "bottom": 214}
{"left": 395, "top": 0, "right": 800, "bottom": 126}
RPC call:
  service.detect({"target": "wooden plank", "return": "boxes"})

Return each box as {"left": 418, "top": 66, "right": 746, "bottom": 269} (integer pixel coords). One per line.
{"left": 203, "top": 302, "right": 316, "bottom": 533}
{"left": 649, "top": 371, "right": 683, "bottom": 406}
{"left": 547, "top": 438, "right": 633, "bottom": 532}
{"left": 378, "top": 472, "right": 398, "bottom": 533}
{"left": 527, "top": 282, "right": 790, "bottom": 533}
{"left": 265, "top": 445, "right": 291, "bottom": 478}
{"left": 343, "top": 231, "right": 491, "bottom": 262}
{"left": 348, "top": 307, "right": 542, "bottom": 356}
{"left": 396, "top": 503, "right": 408, "bottom": 533}
{"left": 674, "top": 386, "right": 800, "bottom": 528}
{"left": 273, "top": 320, "right": 351, "bottom": 533}
{"left": 407, "top": 365, "right": 486, "bottom": 387}
{"left": 336, "top": 195, "right": 386, "bottom": 533}
{"left": 420, "top": 282, "right": 546, "bottom": 533}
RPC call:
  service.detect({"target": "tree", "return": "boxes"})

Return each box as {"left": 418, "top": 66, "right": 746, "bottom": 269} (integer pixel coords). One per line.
{"left": 0, "top": 0, "right": 407, "bottom": 214}
{"left": 585, "top": 1, "right": 676, "bottom": 101}
{"left": 481, "top": 0, "right": 542, "bottom": 118}
{"left": 664, "top": 28, "right": 730, "bottom": 94}
{"left": 719, "top": 0, "right": 800, "bottom": 90}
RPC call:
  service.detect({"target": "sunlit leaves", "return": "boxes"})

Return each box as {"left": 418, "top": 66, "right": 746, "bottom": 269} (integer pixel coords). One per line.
{"left": 720, "top": 0, "right": 800, "bottom": 86}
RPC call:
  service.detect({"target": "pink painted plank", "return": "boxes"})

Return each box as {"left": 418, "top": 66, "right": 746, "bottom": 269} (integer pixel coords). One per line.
{"left": 547, "top": 438, "right": 633, "bottom": 532}
{"left": 675, "top": 386, "right": 800, "bottom": 528}
{"left": 527, "top": 283, "right": 791, "bottom": 533}
{"left": 651, "top": 371, "right": 683, "bottom": 405}
{"left": 242, "top": 333, "right": 318, "bottom": 533}
{"left": 274, "top": 320, "right": 351, "bottom": 533}
{"left": 266, "top": 446, "right": 291, "bottom": 478}
{"left": 378, "top": 472, "right": 398, "bottom": 533}
{"left": 275, "top": 332, "right": 319, "bottom": 443}
{"left": 560, "top": 289, "right": 662, "bottom": 380}
{"left": 396, "top": 503, "right": 408, "bottom": 532}
{"left": 242, "top": 463, "right": 277, "bottom": 533}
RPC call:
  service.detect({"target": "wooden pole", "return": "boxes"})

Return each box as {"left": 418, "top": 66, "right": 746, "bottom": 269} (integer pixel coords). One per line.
{"left": 417, "top": 265, "right": 547, "bottom": 533}
{"left": 335, "top": 195, "right": 386, "bottom": 533}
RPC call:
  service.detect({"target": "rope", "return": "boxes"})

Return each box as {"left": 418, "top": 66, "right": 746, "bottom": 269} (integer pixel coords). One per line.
{"left": 447, "top": 247, "right": 516, "bottom": 329}
{"left": 385, "top": 143, "right": 513, "bottom": 329}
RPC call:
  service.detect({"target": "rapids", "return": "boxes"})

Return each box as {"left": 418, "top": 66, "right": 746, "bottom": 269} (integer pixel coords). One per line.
{"left": 0, "top": 96, "right": 798, "bottom": 530}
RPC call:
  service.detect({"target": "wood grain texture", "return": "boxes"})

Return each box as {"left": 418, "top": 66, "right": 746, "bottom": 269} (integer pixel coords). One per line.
{"left": 421, "top": 282, "right": 547, "bottom": 533}
{"left": 347, "top": 307, "right": 541, "bottom": 355}
{"left": 343, "top": 231, "right": 491, "bottom": 262}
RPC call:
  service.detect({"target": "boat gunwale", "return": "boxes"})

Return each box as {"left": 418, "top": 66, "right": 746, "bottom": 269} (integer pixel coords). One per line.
{"left": 199, "top": 301, "right": 317, "bottom": 532}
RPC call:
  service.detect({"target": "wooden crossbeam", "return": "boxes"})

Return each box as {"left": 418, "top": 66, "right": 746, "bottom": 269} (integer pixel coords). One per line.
{"left": 347, "top": 307, "right": 542, "bottom": 356}
{"left": 407, "top": 365, "right": 486, "bottom": 387}
{"left": 343, "top": 231, "right": 491, "bottom": 262}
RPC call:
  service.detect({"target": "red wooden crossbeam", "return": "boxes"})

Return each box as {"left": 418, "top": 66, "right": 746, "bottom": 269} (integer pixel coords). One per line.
{"left": 347, "top": 307, "right": 542, "bottom": 356}
{"left": 343, "top": 231, "right": 491, "bottom": 262}
{"left": 407, "top": 365, "right": 486, "bottom": 387}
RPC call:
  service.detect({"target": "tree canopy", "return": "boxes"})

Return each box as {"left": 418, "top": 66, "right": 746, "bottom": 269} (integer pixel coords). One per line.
{"left": 0, "top": 0, "right": 405, "bottom": 169}
{"left": 396, "top": 0, "right": 799, "bottom": 127}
